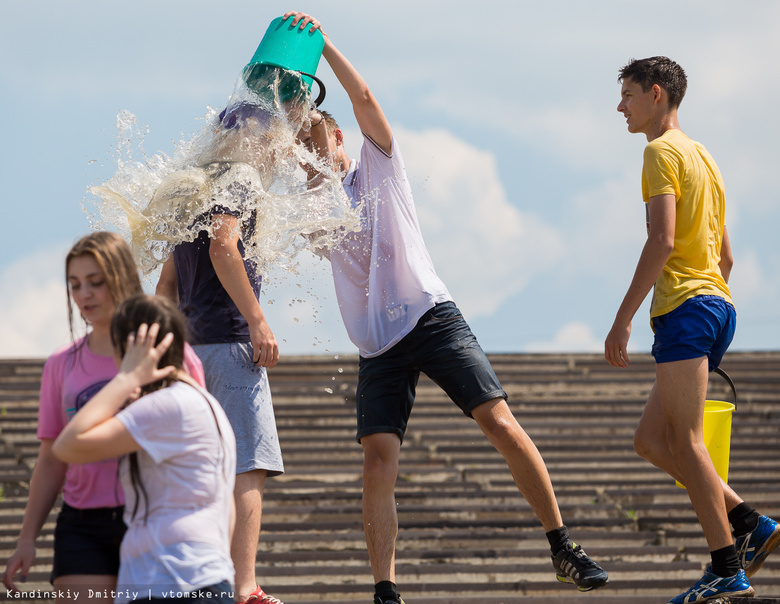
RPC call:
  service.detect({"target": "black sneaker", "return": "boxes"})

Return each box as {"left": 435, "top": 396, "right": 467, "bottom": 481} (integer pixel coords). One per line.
{"left": 373, "top": 597, "right": 405, "bottom": 604}
{"left": 551, "top": 542, "right": 609, "bottom": 591}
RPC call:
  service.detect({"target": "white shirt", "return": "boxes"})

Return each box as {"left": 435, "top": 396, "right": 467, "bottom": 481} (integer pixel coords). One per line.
{"left": 115, "top": 382, "right": 236, "bottom": 602}
{"left": 330, "top": 134, "right": 452, "bottom": 357}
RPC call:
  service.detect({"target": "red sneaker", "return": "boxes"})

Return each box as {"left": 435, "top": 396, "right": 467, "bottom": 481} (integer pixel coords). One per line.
{"left": 240, "top": 585, "right": 284, "bottom": 604}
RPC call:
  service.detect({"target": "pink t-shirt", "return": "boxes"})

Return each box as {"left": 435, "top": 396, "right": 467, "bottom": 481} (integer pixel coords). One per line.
{"left": 37, "top": 337, "right": 205, "bottom": 510}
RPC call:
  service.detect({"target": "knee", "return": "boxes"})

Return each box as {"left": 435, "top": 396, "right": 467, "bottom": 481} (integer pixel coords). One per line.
{"left": 481, "top": 413, "right": 526, "bottom": 451}
{"left": 633, "top": 429, "right": 654, "bottom": 461}
{"left": 362, "top": 434, "right": 400, "bottom": 478}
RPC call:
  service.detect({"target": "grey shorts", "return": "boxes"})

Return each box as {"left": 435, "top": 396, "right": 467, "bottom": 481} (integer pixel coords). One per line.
{"left": 194, "top": 342, "right": 284, "bottom": 476}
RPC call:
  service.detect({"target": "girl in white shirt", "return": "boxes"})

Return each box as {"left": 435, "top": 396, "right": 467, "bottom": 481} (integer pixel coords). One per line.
{"left": 53, "top": 294, "right": 236, "bottom": 603}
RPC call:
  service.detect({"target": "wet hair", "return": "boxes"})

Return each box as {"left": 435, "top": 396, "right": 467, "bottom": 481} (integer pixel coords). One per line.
{"left": 618, "top": 56, "right": 688, "bottom": 109}
{"left": 110, "top": 294, "right": 194, "bottom": 523}
{"left": 65, "top": 231, "right": 142, "bottom": 344}
{"left": 110, "top": 294, "right": 186, "bottom": 391}
{"left": 317, "top": 109, "right": 339, "bottom": 135}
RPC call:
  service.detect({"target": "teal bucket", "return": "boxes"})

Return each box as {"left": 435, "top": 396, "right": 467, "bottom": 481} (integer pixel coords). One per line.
{"left": 245, "top": 15, "right": 325, "bottom": 105}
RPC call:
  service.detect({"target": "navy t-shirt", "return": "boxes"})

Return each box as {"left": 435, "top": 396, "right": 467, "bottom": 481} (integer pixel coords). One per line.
{"left": 173, "top": 224, "right": 261, "bottom": 345}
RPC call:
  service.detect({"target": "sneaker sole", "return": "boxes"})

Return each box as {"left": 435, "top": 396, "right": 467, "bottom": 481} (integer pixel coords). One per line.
{"left": 556, "top": 574, "right": 609, "bottom": 592}
{"left": 668, "top": 586, "right": 755, "bottom": 603}
{"left": 745, "top": 527, "right": 780, "bottom": 578}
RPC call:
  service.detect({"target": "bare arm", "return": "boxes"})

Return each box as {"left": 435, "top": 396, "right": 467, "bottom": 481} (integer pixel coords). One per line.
{"left": 53, "top": 324, "right": 175, "bottom": 464}
{"left": 209, "top": 213, "right": 279, "bottom": 368}
{"left": 719, "top": 224, "right": 733, "bottom": 284}
{"left": 605, "top": 194, "right": 676, "bottom": 368}
{"left": 2, "top": 440, "right": 66, "bottom": 591}
{"left": 285, "top": 11, "right": 393, "bottom": 154}
{"left": 156, "top": 255, "right": 179, "bottom": 303}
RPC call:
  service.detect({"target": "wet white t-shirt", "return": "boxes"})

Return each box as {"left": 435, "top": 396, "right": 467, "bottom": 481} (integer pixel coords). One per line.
{"left": 114, "top": 382, "right": 236, "bottom": 602}
{"left": 330, "top": 134, "right": 452, "bottom": 358}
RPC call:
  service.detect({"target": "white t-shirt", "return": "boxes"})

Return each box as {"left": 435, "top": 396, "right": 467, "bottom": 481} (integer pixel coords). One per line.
{"left": 114, "top": 381, "right": 236, "bottom": 602}
{"left": 330, "top": 134, "right": 452, "bottom": 358}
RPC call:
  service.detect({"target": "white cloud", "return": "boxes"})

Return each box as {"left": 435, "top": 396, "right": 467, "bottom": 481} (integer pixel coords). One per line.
{"left": 525, "top": 321, "right": 603, "bottom": 353}
{"left": 0, "top": 245, "right": 77, "bottom": 358}
{"left": 393, "top": 126, "right": 564, "bottom": 318}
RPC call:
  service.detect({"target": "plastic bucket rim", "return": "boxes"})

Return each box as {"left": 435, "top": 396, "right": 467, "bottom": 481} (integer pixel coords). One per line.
{"left": 703, "top": 400, "right": 735, "bottom": 413}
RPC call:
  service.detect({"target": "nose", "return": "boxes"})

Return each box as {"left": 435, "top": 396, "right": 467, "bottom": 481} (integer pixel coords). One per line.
{"left": 76, "top": 284, "right": 95, "bottom": 302}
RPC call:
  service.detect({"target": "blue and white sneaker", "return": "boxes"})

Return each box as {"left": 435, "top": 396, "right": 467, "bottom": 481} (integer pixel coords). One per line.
{"left": 735, "top": 514, "right": 780, "bottom": 577}
{"left": 667, "top": 568, "right": 753, "bottom": 603}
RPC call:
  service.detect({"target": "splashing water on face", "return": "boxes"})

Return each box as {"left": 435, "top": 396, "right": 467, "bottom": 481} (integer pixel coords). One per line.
{"left": 85, "top": 66, "right": 360, "bottom": 276}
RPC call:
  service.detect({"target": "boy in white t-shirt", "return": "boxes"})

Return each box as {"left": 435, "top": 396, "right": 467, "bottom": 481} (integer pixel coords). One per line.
{"left": 287, "top": 11, "right": 608, "bottom": 604}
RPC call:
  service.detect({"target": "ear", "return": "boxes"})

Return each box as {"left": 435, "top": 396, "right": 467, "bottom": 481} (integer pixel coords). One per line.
{"left": 334, "top": 128, "right": 344, "bottom": 147}
{"left": 651, "top": 83, "right": 663, "bottom": 104}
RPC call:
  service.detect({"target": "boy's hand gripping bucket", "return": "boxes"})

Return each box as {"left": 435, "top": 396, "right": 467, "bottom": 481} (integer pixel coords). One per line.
{"left": 676, "top": 367, "right": 736, "bottom": 489}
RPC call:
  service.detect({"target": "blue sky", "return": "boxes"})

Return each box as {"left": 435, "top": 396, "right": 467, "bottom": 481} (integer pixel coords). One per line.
{"left": 1, "top": 1, "right": 778, "bottom": 358}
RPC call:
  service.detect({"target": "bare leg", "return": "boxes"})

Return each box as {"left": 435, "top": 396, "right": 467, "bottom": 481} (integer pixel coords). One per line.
{"left": 361, "top": 433, "right": 402, "bottom": 584}
{"left": 53, "top": 575, "right": 116, "bottom": 603}
{"left": 651, "top": 358, "right": 733, "bottom": 551}
{"left": 635, "top": 381, "right": 743, "bottom": 511}
{"left": 233, "top": 469, "right": 267, "bottom": 601}
{"left": 472, "top": 398, "right": 563, "bottom": 532}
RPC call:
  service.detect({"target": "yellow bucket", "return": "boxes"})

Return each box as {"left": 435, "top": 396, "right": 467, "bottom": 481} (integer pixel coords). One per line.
{"left": 675, "top": 399, "right": 735, "bottom": 489}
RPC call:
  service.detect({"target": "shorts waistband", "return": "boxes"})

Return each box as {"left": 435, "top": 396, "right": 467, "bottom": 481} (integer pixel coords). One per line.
{"left": 61, "top": 502, "right": 124, "bottom": 519}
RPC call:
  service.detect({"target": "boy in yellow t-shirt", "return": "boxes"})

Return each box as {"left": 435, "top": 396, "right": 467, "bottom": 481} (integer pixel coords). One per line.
{"left": 606, "top": 56, "right": 778, "bottom": 603}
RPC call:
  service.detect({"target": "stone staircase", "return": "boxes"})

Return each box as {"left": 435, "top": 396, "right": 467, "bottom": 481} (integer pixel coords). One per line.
{"left": 1, "top": 352, "right": 779, "bottom": 603}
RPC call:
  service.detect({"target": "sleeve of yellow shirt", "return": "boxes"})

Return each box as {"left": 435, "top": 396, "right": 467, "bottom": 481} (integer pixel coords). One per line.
{"left": 642, "top": 139, "right": 681, "bottom": 201}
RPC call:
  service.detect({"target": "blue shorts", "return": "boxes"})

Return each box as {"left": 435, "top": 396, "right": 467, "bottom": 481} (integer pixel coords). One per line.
{"left": 651, "top": 295, "right": 736, "bottom": 370}
{"left": 356, "top": 302, "right": 507, "bottom": 444}
{"left": 194, "top": 343, "right": 284, "bottom": 476}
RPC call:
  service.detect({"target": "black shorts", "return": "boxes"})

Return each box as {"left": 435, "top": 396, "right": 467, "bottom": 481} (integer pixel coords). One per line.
{"left": 51, "top": 503, "right": 126, "bottom": 582}
{"left": 356, "top": 302, "right": 507, "bottom": 443}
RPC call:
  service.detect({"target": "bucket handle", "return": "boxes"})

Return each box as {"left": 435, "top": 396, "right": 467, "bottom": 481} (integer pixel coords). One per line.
{"left": 712, "top": 366, "right": 737, "bottom": 408}
{"left": 300, "top": 72, "right": 326, "bottom": 107}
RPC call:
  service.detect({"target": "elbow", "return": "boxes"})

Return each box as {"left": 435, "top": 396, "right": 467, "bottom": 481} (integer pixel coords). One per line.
{"left": 51, "top": 439, "right": 73, "bottom": 464}
{"left": 652, "top": 235, "right": 675, "bottom": 259}
{"left": 660, "top": 233, "right": 676, "bottom": 254}
{"left": 208, "top": 241, "right": 231, "bottom": 265}
{"left": 721, "top": 250, "right": 734, "bottom": 273}
{"left": 51, "top": 437, "right": 86, "bottom": 464}
{"left": 352, "top": 86, "right": 378, "bottom": 111}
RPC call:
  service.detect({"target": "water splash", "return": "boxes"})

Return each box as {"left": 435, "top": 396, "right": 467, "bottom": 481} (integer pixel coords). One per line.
{"left": 85, "top": 66, "right": 360, "bottom": 276}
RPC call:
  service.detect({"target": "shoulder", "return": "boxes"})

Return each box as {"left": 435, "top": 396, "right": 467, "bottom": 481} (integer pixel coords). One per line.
{"left": 42, "top": 339, "right": 83, "bottom": 377}
{"left": 643, "top": 131, "right": 687, "bottom": 168}
{"left": 362, "top": 133, "right": 396, "bottom": 160}
{"left": 46, "top": 338, "right": 83, "bottom": 362}
{"left": 359, "top": 134, "right": 404, "bottom": 182}
{"left": 121, "top": 384, "right": 182, "bottom": 423}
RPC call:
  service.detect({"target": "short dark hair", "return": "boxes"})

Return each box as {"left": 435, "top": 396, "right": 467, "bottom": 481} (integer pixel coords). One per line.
{"left": 318, "top": 109, "right": 339, "bottom": 135}
{"left": 618, "top": 56, "right": 687, "bottom": 109}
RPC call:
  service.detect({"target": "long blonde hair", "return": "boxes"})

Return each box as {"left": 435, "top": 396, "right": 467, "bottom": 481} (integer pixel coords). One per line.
{"left": 66, "top": 231, "right": 143, "bottom": 344}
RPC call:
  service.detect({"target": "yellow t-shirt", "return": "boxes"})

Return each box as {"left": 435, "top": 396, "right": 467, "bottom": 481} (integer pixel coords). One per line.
{"left": 642, "top": 129, "right": 732, "bottom": 318}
